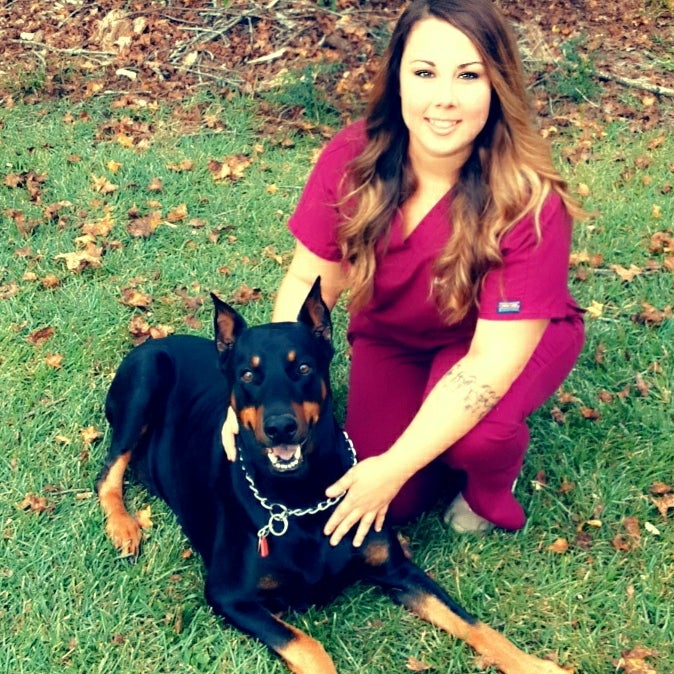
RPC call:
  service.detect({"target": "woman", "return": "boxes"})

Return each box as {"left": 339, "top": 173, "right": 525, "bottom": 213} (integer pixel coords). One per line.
{"left": 225, "top": 0, "right": 585, "bottom": 547}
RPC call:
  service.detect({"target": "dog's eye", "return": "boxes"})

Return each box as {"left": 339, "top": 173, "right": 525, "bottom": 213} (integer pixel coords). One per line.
{"left": 298, "top": 363, "right": 312, "bottom": 375}
{"left": 240, "top": 370, "right": 254, "bottom": 383}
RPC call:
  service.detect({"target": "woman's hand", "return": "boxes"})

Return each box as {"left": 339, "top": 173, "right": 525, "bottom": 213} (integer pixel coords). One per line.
{"left": 323, "top": 454, "right": 406, "bottom": 547}
{"left": 221, "top": 406, "right": 239, "bottom": 462}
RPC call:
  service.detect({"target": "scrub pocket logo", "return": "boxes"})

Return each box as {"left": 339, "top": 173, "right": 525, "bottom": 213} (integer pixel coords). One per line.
{"left": 497, "top": 300, "right": 521, "bottom": 314}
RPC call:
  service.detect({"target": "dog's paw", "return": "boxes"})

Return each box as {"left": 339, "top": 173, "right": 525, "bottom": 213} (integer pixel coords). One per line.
{"left": 105, "top": 512, "right": 143, "bottom": 558}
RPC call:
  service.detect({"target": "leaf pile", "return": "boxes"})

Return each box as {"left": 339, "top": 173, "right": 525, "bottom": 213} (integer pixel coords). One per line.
{"left": 1, "top": 0, "right": 673, "bottom": 130}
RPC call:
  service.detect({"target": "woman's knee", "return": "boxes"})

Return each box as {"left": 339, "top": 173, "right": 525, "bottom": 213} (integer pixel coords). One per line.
{"left": 447, "top": 418, "right": 529, "bottom": 473}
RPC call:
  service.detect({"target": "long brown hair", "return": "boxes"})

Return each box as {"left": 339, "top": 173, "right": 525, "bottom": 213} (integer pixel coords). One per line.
{"left": 338, "top": 0, "right": 582, "bottom": 322}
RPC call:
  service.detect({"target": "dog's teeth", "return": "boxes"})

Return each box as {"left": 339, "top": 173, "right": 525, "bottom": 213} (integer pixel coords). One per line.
{"left": 267, "top": 444, "right": 302, "bottom": 471}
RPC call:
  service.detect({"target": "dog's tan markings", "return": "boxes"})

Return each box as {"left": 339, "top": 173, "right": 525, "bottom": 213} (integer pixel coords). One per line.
{"left": 97, "top": 451, "right": 142, "bottom": 557}
{"left": 257, "top": 574, "right": 280, "bottom": 591}
{"left": 406, "top": 593, "right": 569, "bottom": 674}
{"left": 320, "top": 379, "right": 328, "bottom": 401}
{"left": 294, "top": 401, "right": 320, "bottom": 426}
{"left": 287, "top": 350, "right": 296, "bottom": 362}
{"left": 239, "top": 406, "right": 259, "bottom": 432}
{"left": 275, "top": 619, "right": 337, "bottom": 674}
{"left": 250, "top": 355, "right": 261, "bottom": 368}
{"left": 363, "top": 541, "right": 390, "bottom": 567}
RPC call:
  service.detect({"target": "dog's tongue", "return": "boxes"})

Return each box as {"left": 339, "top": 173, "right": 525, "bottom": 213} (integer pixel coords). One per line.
{"left": 271, "top": 444, "right": 299, "bottom": 461}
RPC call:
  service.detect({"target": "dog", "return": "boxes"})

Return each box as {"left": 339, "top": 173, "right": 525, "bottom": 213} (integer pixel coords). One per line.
{"left": 96, "top": 278, "right": 569, "bottom": 674}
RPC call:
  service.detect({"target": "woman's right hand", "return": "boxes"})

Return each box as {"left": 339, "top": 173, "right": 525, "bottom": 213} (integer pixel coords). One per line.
{"left": 221, "top": 406, "right": 239, "bottom": 461}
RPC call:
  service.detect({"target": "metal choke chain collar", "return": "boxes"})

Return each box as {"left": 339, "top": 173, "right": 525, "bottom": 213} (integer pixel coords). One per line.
{"left": 237, "top": 431, "right": 357, "bottom": 556}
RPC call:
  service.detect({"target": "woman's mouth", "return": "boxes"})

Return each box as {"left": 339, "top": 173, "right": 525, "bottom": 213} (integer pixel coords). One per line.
{"left": 427, "top": 119, "right": 459, "bottom": 132}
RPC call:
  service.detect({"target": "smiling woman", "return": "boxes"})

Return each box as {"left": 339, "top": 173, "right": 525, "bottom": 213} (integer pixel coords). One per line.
{"left": 223, "top": 0, "right": 586, "bottom": 551}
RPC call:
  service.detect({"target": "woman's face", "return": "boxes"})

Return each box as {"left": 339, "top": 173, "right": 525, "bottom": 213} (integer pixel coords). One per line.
{"left": 399, "top": 17, "right": 492, "bottom": 175}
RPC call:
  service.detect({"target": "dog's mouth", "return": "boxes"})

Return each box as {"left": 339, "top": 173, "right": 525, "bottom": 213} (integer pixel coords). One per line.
{"left": 265, "top": 444, "right": 303, "bottom": 472}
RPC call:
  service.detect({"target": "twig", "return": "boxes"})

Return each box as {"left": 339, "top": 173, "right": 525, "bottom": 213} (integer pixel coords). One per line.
{"left": 596, "top": 70, "right": 674, "bottom": 97}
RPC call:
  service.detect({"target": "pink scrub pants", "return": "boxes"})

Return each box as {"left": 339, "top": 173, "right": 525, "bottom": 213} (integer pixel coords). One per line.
{"left": 344, "top": 315, "right": 585, "bottom": 530}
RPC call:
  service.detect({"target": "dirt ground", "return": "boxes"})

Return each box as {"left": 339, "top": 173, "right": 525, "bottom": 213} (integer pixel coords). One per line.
{"left": 0, "top": 0, "right": 672, "bottom": 130}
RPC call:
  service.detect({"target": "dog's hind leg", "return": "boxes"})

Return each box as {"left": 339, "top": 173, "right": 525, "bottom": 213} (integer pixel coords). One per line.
{"left": 395, "top": 582, "right": 570, "bottom": 674}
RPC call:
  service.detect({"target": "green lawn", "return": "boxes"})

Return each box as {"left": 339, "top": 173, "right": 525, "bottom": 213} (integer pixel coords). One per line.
{"left": 1, "top": 93, "right": 672, "bottom": 673}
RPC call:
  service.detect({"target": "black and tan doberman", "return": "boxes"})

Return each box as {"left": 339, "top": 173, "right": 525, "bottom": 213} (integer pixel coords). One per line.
{"left": 97, "top": 278, "right": 569, "bottom": 674}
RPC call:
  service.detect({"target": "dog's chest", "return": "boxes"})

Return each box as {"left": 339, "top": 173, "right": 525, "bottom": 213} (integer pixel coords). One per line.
{"left": 251, "top": 530, "right": 355, "bottom": 609}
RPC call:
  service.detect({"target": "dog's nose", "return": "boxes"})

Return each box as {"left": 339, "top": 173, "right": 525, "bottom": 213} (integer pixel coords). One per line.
{"left": 264, "top": 414, "right": 298, "bottom": 443}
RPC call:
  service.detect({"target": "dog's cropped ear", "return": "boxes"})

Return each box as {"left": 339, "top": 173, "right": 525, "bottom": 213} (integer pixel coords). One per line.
{"left": 297, "top": 276, "right": 332, "bottom": 343}
{"left": 211, "top": 293, "right": 247, "bottom": 353}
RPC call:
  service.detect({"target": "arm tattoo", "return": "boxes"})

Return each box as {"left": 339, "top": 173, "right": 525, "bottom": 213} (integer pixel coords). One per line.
{"left": 440, "top": 363, "right": 502, "bottom": 421}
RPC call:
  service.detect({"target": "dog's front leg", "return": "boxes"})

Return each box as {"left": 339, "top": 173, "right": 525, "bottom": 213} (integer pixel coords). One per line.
{"left": 206, "top": 585, "right": 337, "bottom": 674}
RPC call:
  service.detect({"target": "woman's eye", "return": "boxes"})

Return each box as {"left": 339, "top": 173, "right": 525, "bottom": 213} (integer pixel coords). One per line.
{"left": 298, "top": 363, "right": 312, "bottom": 375}
{"left": 415, "top": 69, "right": 433, "bottom": 78}
{"left": 459, "top": 71, "right": 480, "bottom": 80}
{"left": 240, "top": 370, "right": 254, "bottom": 383}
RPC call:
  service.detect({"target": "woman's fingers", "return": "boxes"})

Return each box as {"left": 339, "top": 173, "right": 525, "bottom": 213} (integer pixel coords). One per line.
{"left": 221, "top": 406, "right": 239, "bottom": 462}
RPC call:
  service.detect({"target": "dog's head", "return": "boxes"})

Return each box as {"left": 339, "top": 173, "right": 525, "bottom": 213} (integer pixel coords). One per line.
{"left": 211, "top": 278, "right": 335, "bottom": 479}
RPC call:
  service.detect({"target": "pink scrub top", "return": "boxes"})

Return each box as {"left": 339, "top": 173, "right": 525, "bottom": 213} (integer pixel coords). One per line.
{"left": 288, "top": 120, "right": 582, "bottom": 351}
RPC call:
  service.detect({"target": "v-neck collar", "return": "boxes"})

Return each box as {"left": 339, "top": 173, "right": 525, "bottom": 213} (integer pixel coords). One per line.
{"left": 390, "top": 188, "right": 454, "bottom": 249}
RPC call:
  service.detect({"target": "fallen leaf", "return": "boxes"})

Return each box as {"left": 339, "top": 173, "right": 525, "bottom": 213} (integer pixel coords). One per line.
{"left": 632, "top": 303, "right": 673, "bottom": 326}
{"left": 167, "top": 203, "right": 188, "bottom": 222}
{"left": 80, "top": 426, "right": 103, "bottom": 446}
{"left": 634, "top": 373, "right": 650, "bottom": 397}
{"left": 612, "top": 535, "right": 632, "bottom": 552}
{"left": 610, "top": 264, "right": 643, "bottom": 282}
{"left": 649, "top": 482, "right": 672, "bottom": 495}
{"left": 127, "top": 211, "right": 161, "bottom": 238}
{"left": 550, "top": 406, "right": 566, "bottom": 424}
{"left": 17, "top": 493, "right": 53, "bottom": 514}
{"left": 54, "top": 247, "right": 103, "bottom": 272}
{"left": 585, "top": 300, "right": 603, "bottom": 318}
{"left": 653, "top": 494, "right": 674, "bottom": 520}
{"left": 41, "top": 274, "right": 61, "bottom": 289}
{"left": 623, "top": 516, "right": 641, "bottom": 541}
{"left": 91, "top": 174, "right": 119, "bottom": 194}
{"left": 615, "top": 646, "right": 659, "bottom": 674}
{"left": 45, "top": 353, "right": 64, "bottom": 369}
{"left": 547, "top": 538, "right": 569, "bottom": 554}
{"left": 559, "top": 479, "right": 575, "bottom": 494}
{"left": 167, "top": 160, "right": 194, "bottom": 172}
{"left": 27, "top": 326, "right": 55, "bottom": 346}
{"left": 406, "top": 656, "right": 432, "bottom": 671}
{"left": 644, "top": 522, "right": 661, "bottom": 536}
{"left": 82, "top": 212, "right": 115, "bottom": 237}
{"left": 135, "top": 505, "right": 153, "bottom": 529}
{"left": 147, "top": 177, "right": 163, "bottom": 192}
{"left": 0, "top": 282, "right": 20, "bottom": 299}
{"left": 231, "top": 284, "right": 262, "bottom": 305}
{"left": 208, "top": 154, "right": 253, "bottom": 182}
{"left": 580, "top": 406, "right": 601, "bottom": 420}
{"left": 120, "top": 287, "right": 152, "bottom": 309}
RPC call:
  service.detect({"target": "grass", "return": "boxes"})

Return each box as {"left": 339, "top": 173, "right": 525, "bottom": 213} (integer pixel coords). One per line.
{"left": 1, "top": 91, "right": 672, "bottom": 674}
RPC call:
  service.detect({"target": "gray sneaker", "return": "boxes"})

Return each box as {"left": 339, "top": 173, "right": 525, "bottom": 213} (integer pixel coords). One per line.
{"left": 443, "top": 493, "right": 492, "bottom": 533}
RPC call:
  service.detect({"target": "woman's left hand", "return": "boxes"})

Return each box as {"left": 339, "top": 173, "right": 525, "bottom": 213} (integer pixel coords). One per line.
{"left": 323, "top": 454, "right": 406, "bottom": 547}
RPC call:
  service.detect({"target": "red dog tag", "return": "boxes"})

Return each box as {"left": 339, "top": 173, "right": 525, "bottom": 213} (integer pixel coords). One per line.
{"left": 258, "top": 535, "right": 269, "bottom": 558}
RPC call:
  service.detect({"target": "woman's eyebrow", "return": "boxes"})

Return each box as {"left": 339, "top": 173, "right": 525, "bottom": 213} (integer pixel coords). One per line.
{"left": 408, "top": 59, "right": 484, "bottom": 68}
